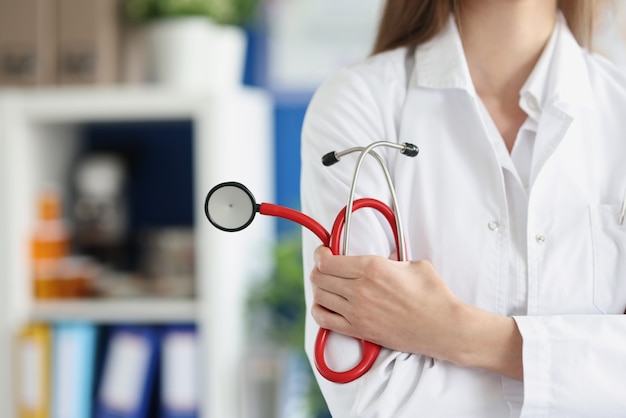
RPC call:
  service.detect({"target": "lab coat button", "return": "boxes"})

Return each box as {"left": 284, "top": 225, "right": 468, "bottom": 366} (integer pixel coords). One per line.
{"left": 535, "top": 234, "right": 546, "bottom": 244}
{"left": 527, "top": 96, "right": 540, "bottom": 112}
{"left": 487, "top": 221, "right": 500, "bottom": 231}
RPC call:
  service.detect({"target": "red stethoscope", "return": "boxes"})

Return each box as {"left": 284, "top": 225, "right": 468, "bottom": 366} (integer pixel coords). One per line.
{"left": 204, "top": 141, "right": 418, "bottom": 383}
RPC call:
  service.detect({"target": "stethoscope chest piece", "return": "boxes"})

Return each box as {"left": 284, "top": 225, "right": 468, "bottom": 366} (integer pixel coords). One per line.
{"left": 205, "top": 182, "right": 258, "bottom": 232}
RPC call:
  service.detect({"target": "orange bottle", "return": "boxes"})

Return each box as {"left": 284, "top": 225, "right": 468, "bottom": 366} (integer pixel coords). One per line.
{"left": 31, "top": 189, "right": 70, "bottom": 299}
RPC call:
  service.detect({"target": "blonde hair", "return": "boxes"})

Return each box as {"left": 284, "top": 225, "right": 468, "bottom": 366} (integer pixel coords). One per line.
{"left": 372, "top": 0, "right": 607, "bottom": 55}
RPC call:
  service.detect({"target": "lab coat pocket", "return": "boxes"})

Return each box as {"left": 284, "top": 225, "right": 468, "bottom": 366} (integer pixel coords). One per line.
{"left": 589, "top": 204, "right": 626, "bottom": 314}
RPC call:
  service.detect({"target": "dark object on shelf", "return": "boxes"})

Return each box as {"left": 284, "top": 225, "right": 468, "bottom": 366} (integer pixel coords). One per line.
{"left": 72, "top": 152, "right": 130, "bottom": 271}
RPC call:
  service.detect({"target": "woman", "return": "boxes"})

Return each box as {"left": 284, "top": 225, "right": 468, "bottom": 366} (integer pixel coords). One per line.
{"left": 300, "top": 0, "right": 626, "bottom": 416}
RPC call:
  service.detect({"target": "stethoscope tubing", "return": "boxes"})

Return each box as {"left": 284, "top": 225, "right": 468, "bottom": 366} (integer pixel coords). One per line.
{"left": 259, "top": 202, "right": 330, "bottom": 244}
{"left": 261, "top": 197, "right": 402, "bottom": 383}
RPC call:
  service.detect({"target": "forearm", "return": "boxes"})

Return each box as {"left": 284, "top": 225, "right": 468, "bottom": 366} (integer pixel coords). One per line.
{"left": 450, "top": 305, "right": 524, "bottom": 381}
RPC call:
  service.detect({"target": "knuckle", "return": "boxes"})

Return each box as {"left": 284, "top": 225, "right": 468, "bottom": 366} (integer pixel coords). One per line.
{"left": 415, "top": 259, "right": 433, "bottom": 270}
{"left": 311, "top": 285, "right": 322, "bottom": 301}
{"left": 309, "top": 271, "right": 318, "bottom": 286}
{"left": 363, "top": 256, "right": 387, "bottom": 280}
{"left": 311, "top": 305, "right": 327, "bottom": 327}
{"left": 351, "top": 316, "right": 374, "bottom": 341}
{"left": 315, "top": 251, "right": 332, "bottom": 274}
{"left": 316, "top": 316, "right": 329, "bottom": 329}
{"left": 309, "top": 268, "right": 323, "bottom": 286}
{"left": 411, "top": 259, "right": 433, "bottom": 277}
{"left": 354, "top": 283, "right": 374, "bottom": 305}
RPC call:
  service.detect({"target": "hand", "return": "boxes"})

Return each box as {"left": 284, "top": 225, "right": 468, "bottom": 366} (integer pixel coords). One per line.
{"left": 310, "top": 245, "right": 465, "bottom": 362}
{"left": 310, "top": 246, "right": 524, "bottom": 380}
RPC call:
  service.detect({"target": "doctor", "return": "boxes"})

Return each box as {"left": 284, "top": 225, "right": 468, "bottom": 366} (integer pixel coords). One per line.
{"left": 301, "top": 0, "right": 626, "bottom": 416}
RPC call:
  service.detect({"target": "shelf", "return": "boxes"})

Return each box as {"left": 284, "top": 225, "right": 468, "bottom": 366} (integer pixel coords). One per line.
{"left": 0, "top": 85, "right": 268, "bottom": 124}
{"left": 29, "top": 299, "right": 197, "bottom": 323}
{"left": 0, "top": 86, "right": 274, "bottom": 418}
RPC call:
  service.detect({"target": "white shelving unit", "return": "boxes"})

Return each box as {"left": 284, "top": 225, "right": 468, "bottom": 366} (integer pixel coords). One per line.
{"left": 0, "top": 86, "right": 274, "bottom": 418}
{"left": 29, "top": 299, "right": 197, "bottom": 323}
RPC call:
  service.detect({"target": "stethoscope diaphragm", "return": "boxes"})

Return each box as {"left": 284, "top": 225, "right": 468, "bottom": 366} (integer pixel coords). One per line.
{"left": 205, "top": 182, "right": 258, "bottom": 232}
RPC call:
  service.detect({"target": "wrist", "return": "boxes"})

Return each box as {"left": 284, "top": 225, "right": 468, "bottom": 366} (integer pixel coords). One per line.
{"left": 453, "top": 305, "right": 524, "bottom": 380}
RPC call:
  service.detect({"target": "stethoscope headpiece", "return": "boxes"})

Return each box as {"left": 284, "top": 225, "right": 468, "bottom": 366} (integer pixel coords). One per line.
{"left": 322, "top": 142, "right": 418, "bottom": 167}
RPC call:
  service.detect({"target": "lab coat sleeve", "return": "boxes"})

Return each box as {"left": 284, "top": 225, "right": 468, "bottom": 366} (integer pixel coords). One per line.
{"left": 300, "top": 66, "right": 432, "bottom": 417}
{"left": 515, "top": 315, "right": 626, "bottom": 416}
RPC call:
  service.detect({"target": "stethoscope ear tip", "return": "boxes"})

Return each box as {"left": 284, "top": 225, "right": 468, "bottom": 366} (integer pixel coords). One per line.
{"left": 401, "top": 143, "right": 419, "bottom": 157}
{"left": 322, "top": 151, "right": 339, "bottom": 166}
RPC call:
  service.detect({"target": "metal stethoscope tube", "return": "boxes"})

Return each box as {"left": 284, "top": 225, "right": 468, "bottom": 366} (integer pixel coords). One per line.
{"left": 325, "top": 141, "right": 416, "bottom": 261}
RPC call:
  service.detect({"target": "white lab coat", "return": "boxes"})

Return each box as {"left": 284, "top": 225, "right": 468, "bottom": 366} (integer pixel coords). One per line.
{"left": 300, "top": 14, "right": 626, "bottom": 418}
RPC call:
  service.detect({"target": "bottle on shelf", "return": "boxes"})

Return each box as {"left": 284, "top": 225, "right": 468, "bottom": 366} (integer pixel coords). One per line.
{"left": 31, "top": 187, "right": 71, "bottom": 300}
{"left": 58, "top": 255, "right": 98, "bottom": 298}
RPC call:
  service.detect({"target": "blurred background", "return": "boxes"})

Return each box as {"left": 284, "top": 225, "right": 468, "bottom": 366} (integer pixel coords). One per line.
{"left": 0, "top": 1, "right": 625, "bottom": 417}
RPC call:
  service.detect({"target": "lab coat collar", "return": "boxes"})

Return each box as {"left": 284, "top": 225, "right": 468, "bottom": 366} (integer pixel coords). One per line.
{"left": 519, "top": 14, "right": 559, "bottom": 122}
{"left": 413, "top": 15, "right": 475, "bottom": 94}
{"left": 411, "top": 13, "right": 594, "bottom": 114}
{"left": 544, "top": 13, "right": 595, "bottom": 113}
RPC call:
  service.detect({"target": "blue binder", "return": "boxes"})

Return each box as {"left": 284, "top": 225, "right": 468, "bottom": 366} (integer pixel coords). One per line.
{"left": 94, "top": 325, "right": 160, "bottom": 418}
{"left": 160, "top": 324, "right": 198, "bottom": 418}
{"left": 51, "top": 322, "right": 98, "bottom": 418}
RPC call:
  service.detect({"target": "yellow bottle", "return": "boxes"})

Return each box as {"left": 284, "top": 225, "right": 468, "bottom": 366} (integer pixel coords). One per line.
{"left": 31, "top": 189, "right": 70, "bottom": 299}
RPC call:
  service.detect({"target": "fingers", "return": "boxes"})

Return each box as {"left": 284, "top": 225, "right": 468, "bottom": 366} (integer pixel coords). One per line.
{"left": 311, "top": 303, "right": 352, "bottom": 335}
{"left": 310, "top": 265, "right": 346, "bottom": 295}
{"left": 312, "top": 281, "right": 348, "bottom": 312}
{"left": 310, "top": 245, "right": 397, "bottom": 338}
{"left": 311, "top": 245, "right": 397, "bottom": 301}
{"left": 314, "top": 245, "right": 362, "bottom": 279}
{"left": 314, "top": 245, "right": 391, "bottom": 279}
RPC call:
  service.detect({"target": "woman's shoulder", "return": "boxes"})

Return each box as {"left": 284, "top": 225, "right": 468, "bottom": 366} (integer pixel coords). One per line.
{"left": 347, "top": 46, "right": 413, "bottom": 86}
{"left": 307, "top": 47, "right": 413, "bottom": 114}
{"left": 583, "top": 50, "right": 626, "bottom": 99}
